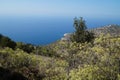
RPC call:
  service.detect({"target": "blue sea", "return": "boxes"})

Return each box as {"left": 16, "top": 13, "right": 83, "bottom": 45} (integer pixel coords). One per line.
{"left": 0, "top": 16, "right": 119, "bottom": 45}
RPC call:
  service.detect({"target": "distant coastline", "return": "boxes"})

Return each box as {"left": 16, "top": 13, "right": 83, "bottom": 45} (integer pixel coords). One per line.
{"left": 0, "top": 17, "right": 120, "bottom": 45}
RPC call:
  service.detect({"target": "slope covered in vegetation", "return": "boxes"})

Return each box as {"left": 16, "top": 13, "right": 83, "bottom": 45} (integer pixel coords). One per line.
{"left": 0, "top": 17, "right": 120, "bottom": 80}
{"left": 0, "top": 34, "right": 120, "bottom": 80}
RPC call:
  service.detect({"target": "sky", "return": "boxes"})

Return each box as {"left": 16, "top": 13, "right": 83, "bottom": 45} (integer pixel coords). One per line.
{"left": 0, "top": 0, "right": 120, "bottom": 44}
{"left": 0, "top": 0, "right": 120, "bottom": 18}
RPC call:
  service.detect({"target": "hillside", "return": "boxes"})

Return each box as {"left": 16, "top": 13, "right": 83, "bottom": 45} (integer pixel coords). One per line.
{"left": 0, "top": 24, "right": 120, "bottom": 80}
{"left": 61, "top": 24, "right": 120, "bottom": 41}
{"left": 90, "top": 24, "right": 120, "bottom": 36}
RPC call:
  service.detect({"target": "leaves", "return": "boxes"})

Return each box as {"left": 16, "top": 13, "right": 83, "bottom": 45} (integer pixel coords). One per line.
{"left": 0, "top": 33, "right": 120, "bottom": 80}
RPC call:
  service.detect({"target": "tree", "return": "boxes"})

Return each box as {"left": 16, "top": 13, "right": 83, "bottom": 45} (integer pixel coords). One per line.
{"left": 71, "top": 17, "right": 94, "bottom": 43}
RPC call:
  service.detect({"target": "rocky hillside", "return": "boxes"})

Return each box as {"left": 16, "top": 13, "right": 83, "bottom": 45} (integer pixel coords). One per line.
{"left": 61, "top": 24, "right": 120, "bottom": 41}
{"left": 90, "top": 24, "right": 120, "bottom": 37}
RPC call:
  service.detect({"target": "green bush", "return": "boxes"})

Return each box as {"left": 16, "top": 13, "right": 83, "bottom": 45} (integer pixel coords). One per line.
{"left": 71, "top": 17, "right": 94, "bottom": 43}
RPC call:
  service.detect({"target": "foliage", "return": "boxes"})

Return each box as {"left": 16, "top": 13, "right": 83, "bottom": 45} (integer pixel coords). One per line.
{"left": 0, "top": 25, "right": 120, "bottom": 80}
{"left": 71, "top": 17, "right": 94, "bottom": 43}
{"left": 0, "top": 67, "right": 27, "bottom": 80}
{"left": 68, "top": 34, "right": 120, "bottom": 80}
{"left": 0, "top": 47, "right": 68, "bottom": 80}
{"left": 0, "top": 34, "right": 120, "bottom": 80}
{"left": 35, "top": 46, "right": 56, "bottom": 57}
{"left": 16, "top": 42, "right": 35, "bottom": 53}
{"left": 0, "top": 34, "right": 16, "bottom": 49}
{"left": 0, "top": 48, "right": 42, "bottom": 79}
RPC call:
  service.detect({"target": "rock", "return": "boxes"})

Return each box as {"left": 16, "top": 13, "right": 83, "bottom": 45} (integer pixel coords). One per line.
{"left": 90, "top": 24, "right": 120, "bottom": 37}
{"left": 61, "top": 33, "right": 72, "bottom": 41}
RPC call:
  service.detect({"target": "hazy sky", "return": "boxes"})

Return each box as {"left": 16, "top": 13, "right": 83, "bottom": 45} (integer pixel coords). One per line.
{"left": 0, "top": 0, "right": 120, "bottom": 18}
